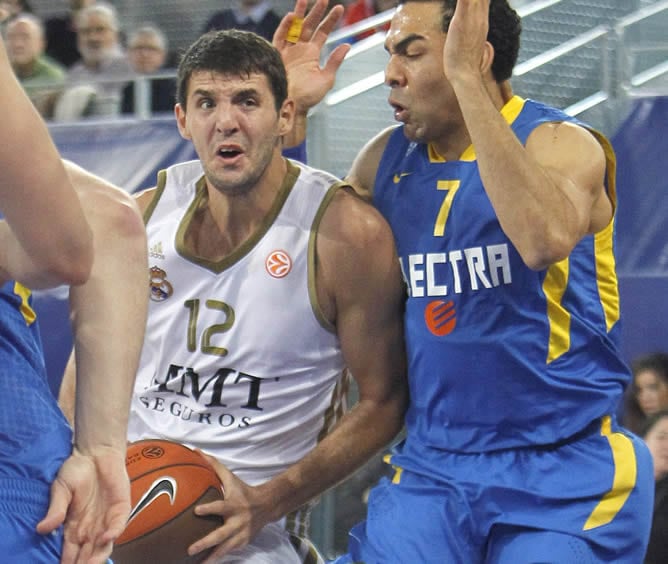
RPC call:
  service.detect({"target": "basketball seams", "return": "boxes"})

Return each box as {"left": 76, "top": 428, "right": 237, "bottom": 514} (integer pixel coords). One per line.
{"left": 128, "top": 461, "right": 218, "bottom": 483}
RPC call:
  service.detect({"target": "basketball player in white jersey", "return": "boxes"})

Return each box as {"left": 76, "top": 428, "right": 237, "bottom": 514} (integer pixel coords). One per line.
{"left": 60, "top": 21, "right": 407, "bottom": 564}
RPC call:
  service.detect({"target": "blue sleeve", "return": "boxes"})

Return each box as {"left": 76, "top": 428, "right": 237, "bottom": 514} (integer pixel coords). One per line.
{"left": 282, "top": 141, "right": 307, "bottom": 165}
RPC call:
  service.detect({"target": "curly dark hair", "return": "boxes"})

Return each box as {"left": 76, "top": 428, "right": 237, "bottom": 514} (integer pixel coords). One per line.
{"left": 176, "top": 29, "right": 288, "bottom": 111}
{"left": 398, "top": 0, "right": 521, "bottom": 82}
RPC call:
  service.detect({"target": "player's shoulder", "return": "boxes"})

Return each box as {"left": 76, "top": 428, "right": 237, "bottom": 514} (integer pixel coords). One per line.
{"left": 348, "top": 125, "right": 401, "bottom": 199}
{"left": 321, "top": 185, "right": 395, "bottom": 253}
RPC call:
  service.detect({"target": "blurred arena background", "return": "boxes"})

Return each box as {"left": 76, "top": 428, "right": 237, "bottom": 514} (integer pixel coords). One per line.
{"left": 17, "top": 0, "right": 668, "bottom": 558}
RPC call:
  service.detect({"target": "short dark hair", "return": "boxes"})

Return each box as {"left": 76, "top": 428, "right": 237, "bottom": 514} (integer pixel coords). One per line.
{"left": 177, "top": 30, "right": 288, "bottom": 111}
{"left": 398, "top": 0, "right": 521, "bottom": 82}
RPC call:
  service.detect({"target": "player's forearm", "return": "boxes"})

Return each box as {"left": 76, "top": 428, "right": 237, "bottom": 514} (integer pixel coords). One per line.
{"left": 71, "top": 179, "right": 148, "bottom": 452}
{"left": 255, "top": 392, "right": 406, "bottom": 523}
{"left": 453, "top": 78, "right": 584, "bottom": 268}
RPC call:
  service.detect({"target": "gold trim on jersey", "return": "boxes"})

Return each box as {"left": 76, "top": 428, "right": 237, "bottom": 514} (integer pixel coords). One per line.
{"left": 143, "top": 168, "right": 169, "bottom": 224}
{"left": 308, "top": 181, "right": 346, "bottom": 334}
{"left": 583, "top": 415, "right": 636, "bottom": 530}
{"left": 288, "top": 533, "right": 326, "bottom": 564}
{"left": 173, "top": 161, "right": 299, "bottom": 274}
{"left": 285, "top": 369, "right": 350, "bottom": 543}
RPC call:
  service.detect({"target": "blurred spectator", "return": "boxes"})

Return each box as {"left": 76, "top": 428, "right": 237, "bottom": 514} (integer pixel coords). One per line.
{"left": 57, "top": 1, "right": 132, "bottom": 120}
{"left": 44, "top": 0, "right": 94, "bottom": 68}
{"left": 121, "top": 24, "right": 176, "bottom": 116}
{"left": 641, "top": 410, "right": 668, "bottom": 564}
{"left": 0, "top": 0, "right": 32, "bottom": 29}
{"left": 202, "top": 0, "right": 281, "bottom": 41}
{"left": 5, "top": 13, "right": 65, "bottom": 118}
{"left": 341, "top": 0, "right": 397, "bottom": 43}
{"left": 624, "top": 352, "right": 668, "bottom": 435}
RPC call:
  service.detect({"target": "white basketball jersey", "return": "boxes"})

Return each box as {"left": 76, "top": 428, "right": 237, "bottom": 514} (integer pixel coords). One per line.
{"left": 128, "top": 159, "right": 348, "bottom": 488}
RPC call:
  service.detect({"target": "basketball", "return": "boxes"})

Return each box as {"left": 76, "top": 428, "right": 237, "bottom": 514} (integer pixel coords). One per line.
{"left": 111, "top": 439, "right": 224, "bottom": 564}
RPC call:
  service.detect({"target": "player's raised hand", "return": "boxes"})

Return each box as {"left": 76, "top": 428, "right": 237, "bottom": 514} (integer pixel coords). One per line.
{"left": 443, "top": 0, "right": 491, "bottom": 85}
{"left": 273, "top": 0, "right": 350, "bottom": 114}
{"left": 37, "top": 446, "right": 131, "bottom": 564}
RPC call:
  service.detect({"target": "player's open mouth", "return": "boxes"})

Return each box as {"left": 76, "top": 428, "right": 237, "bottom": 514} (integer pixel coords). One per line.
{"left": 217, "top": 145, "right": 244, "bottom": 161}
{"left": 389, "top": 100, "right": 407, "bottom": 122}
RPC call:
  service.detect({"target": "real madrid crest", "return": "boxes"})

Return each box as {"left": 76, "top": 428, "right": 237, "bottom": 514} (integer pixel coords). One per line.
{"left": 149, "top": 265, "right": 173, "bottom": 301}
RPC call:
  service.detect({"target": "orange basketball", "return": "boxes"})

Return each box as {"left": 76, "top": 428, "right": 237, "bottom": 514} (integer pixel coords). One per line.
{"left": 112, "top": 439, "right": 224, "bottom": 564}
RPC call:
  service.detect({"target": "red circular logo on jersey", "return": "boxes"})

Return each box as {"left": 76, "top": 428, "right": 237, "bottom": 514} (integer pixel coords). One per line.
{"left": 424, "top": 300, "right": 457, "bottom": 336}
{"left": 266, "top": 250, "right": 292, "bottom": 278}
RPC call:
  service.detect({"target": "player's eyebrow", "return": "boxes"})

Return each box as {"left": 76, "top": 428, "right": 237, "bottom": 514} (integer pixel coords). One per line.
{"left": 385, "top": 33, "right": 426, "bottom": 56}
{"left": 231, "top": 88, "right": 261, "bottom": 104}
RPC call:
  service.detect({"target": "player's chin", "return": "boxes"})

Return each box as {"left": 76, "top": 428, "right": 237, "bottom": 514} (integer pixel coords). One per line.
{"left": 400, "top": 122, "right": 424, "bottom": 143}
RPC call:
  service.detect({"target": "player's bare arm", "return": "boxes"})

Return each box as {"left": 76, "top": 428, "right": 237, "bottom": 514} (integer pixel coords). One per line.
{"left": 346, "top": 125, "right": 398, "bottom": 200}
{"left": 58, "top": 184, "right": 157, "bottom": 426}
{"left": 444, "top": 0, "right": 610, "bottom": 270}
{"left": 189, "top": 188, "right": 408, "bottom": 561}
{"left": 0, "top": 39, "right": 92, "bottom": 288}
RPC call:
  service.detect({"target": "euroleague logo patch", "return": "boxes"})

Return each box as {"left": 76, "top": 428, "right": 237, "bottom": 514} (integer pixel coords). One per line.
{"left": 265, "top": 250, "right": 292, "bottom": 278}
{"left": 424, "top": 300, "right": 457, "bottom": 336}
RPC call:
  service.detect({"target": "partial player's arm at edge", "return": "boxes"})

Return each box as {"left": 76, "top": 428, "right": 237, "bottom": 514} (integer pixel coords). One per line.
{"left": 345, "top": 125, "right": 397, "bottom": 201}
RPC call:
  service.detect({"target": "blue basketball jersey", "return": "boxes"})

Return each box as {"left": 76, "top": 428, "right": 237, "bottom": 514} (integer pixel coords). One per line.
{"left": 373, "top": 96, "right": 629, "bottom": 465}
{"left": 0, "top": 279, "right": 72, "bottom": 488}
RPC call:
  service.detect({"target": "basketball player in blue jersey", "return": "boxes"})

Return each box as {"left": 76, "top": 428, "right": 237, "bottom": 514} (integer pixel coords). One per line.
{"left": 282, "top": 0, "right": 654, "bottom": 562}
{"left": 0, "top": 35, "right": 149, "bottom": 563}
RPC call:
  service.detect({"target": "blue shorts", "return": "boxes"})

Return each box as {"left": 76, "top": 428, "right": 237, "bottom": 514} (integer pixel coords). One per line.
{"left": 0, "top": 478, "right": 62, "bottom": 563}
{"left": 0, "top": 477, "right": 115, "bottom": 564}
{"left": 331, "top": 417, "right": 653, "bottom": 564}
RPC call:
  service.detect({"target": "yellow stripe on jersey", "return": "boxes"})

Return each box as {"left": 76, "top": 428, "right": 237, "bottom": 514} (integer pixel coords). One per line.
{"left": 382, "top": 453, "right": 404, "bottom": 485}
{"left": 583, "top": 416, "right": 636, "bottom": 530}
{"left": 594, "top": 219, "right": 620, "bottom": 332}
{"left": 14, "top": 282, "right": 36, "bottom": 326}
{"left": 589, "top": 129, "right": 621, "bottom": 333}
{"left": 543, "top": 258, "right": 571, "bottom": 363}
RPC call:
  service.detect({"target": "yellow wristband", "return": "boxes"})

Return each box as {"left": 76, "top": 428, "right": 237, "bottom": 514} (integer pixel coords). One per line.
{"left": 286, "top": 17, "right": 304, "bottom": 43}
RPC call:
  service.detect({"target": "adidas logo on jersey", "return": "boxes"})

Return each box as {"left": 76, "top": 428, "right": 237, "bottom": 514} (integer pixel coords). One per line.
{"left": 149, "top": 242, "right": 165, "bottom": 260}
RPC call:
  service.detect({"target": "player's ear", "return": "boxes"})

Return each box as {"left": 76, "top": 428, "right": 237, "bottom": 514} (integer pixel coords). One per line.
{"left": 175, "top": 103, "right": 191, "bottom": 140}
{"left": 277, "top": 98, "right": 295, "bottom": 138}
{"left": 481, "top": 41, "right": 495, "bottom": 77}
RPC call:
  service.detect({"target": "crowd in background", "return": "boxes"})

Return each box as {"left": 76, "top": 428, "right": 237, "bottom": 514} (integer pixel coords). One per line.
{"left": 0, "top": 0, "right": 405, "bottom": 121}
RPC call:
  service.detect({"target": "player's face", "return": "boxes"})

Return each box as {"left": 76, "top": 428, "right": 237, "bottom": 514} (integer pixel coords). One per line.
{"left": 384, "top": 2, "right": 462, "bottom": 146}
{"left": 175, "top": 71, "right": 293, "bottom": 196}
{"left": 636, "top": 369, "right": 668, "bottom": 416}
